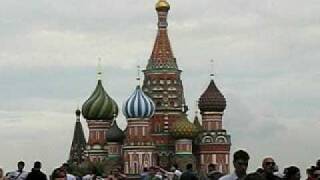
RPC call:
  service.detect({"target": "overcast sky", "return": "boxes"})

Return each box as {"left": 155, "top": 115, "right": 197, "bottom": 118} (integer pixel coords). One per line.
{"left": 0, "top": 0, "right": 319, "bottom": 176}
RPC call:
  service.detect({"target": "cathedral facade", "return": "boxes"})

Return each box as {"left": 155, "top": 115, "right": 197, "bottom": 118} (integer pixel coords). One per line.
{"left": 69, "top": 0, "right": 231, "bottom": 176}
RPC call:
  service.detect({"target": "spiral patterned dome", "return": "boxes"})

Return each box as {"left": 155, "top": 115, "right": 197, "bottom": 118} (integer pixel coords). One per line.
{"left": 82, "top": 80, "right": 118, "bottom": 120}
{"left": 198, "top": 79, "right": 226, "bottom": 112}
{"left": 106, "top": 120, "right": 125, "bottom": 143}
{"left": 122, "top": 85, "right": 155, "bottom": 119}
{"left": 170, "top": 115, "right": 200, "bottom": 139}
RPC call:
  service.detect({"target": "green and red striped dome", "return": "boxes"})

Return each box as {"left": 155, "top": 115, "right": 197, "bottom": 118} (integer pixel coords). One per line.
{"left": 82, "top": 80, "right": 118, "bottom": 121}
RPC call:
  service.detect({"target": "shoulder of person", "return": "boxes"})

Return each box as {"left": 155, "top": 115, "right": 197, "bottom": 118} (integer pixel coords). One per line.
{"left": 218, "top": 174, "right": 233, "bottom": 180}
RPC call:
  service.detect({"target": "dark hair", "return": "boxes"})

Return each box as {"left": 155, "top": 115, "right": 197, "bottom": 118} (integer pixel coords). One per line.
{"left": 256, "top": 168, "right": 264, "bottom": 174}
{"left": 307, "top": 166, "right": 316, "bottom": 177}
{"left": 62, "top": 163, "right": 69, "bottom": 168}
{"left": 233, "top": 150, "right": 250, "bottom": 162}
{"left": 186, "top": 164, "right": 193, "bottom": 170}
{"left": 173, "top": 164, "right": 179, "bottom": 169}
{"left": 62, "top": 163, "right": 71, "bottom": 173}
{"left": 313, "top": 167, "right": 320, "bottom": 178}
{"left": 284, "top": 166, "right": 300, "bottom": 179}
{"left": 51, "top": 167, "right": 66, "bottom": 180}
{"left": 244, "top": 172, "right": 264, "bottom": 180}
{"left": 18, "top": 161, "right": 25, "bottom": 166}
{"left": 34, "top": 161, "right": 41, "bottom": 169}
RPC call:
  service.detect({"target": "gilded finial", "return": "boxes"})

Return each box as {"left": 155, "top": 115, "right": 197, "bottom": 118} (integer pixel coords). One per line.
{"left": 97, "top": 57, "right": 102, "bottom": 80}
{"left": 156, "top": 0, "right": 170, "bottom": 11}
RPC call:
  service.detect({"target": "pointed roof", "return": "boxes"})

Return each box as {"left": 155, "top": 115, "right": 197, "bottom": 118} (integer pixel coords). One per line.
{"left": 198, "top": 79, "right": 226, "bottom": 112}
{"left": 71, "top": 121, "right": 86, "bottom": 148}
{"left": 69, "top": 109, "right": 86, "bottom": 163}
{"left": 146, "top": 0, "right": 178, "bottom": 70}
{"left": 193, "top": 113, "right": 202, "bottom": 130}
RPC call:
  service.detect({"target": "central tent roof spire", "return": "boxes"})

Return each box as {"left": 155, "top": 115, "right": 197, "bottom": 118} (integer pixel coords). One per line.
{"left": 147, "top": 0, "right": 177, "bottom": 70}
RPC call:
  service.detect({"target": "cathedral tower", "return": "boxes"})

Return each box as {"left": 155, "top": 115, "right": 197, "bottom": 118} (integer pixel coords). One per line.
{"left": 198, "top": 74, "right": 231, "bottom": 173}
{"left": 81, "top": 68, "right": 118, "bottom": 162}
{"left": 123, "top": 78, "right": 156, "bottom": 176}
{"left": 69, "top": 108, "right": 86, "bottom": 164}
{"left": 142, "top": 0, "right": 186, "bottom": 168}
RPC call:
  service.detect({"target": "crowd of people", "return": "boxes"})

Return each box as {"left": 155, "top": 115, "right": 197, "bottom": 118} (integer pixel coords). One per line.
{"left": 1, "top": 150, "right": 319, "bottom": 180}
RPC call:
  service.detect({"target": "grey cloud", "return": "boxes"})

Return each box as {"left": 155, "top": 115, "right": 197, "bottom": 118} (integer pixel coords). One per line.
{"left": 0, "top": 0, "right": 319, "bottom": 176}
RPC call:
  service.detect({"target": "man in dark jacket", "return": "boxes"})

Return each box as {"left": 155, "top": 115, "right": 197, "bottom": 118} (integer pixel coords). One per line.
{"left": 261, "top": 157, "right": 281, "bottom": 180}
{"left": 207, "top": 164, "right": 223, "bottom": 180}
{"left": 26, "top": 161, "right": 47, "bottom": 180}
{"left": 180, "top": 164, "right": 198, "bottom": 180}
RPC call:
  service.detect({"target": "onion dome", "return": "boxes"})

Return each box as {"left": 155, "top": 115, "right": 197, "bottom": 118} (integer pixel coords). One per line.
{"left": 156, "top": 0, "right": 170, "bottom": 11}
{"left": 198, "top": 79, "right": 226, "bottom": 112}
{"left": 82, "top": 80, "right": 118, "bottom": 120}
{"left": 106, "top": 120, "right": 125, "bottom": 143}
{"left": 170, "top": 115, "right": 200, "bottom": 139}
{"left": 123, "top": 85, "right": 155, "bottom": 119}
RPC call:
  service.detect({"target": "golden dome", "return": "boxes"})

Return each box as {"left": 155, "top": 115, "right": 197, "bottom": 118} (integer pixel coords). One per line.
{"left": 156, "top": 0, "right": 170, "bottom": 11}
{"left": 170, "top": 115, "right": 200, "bottom": 139}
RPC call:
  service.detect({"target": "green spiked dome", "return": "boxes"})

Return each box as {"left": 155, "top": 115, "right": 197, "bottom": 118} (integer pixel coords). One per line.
{"left": 82, "top": 80, "right": 118, "bottom": 120}
{"left": 170, "top": 114, "right": 200, "bottom": 139}
{"left": 106, "top": 120, "right": 125, "bottom": 143}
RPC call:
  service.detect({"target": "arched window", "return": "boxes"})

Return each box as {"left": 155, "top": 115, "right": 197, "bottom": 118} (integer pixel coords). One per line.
{"left": 216, "top": 136, "right": 227, "bottom": 143}
{"left": 202, "top": 136, "right": 213, "bottom": 144}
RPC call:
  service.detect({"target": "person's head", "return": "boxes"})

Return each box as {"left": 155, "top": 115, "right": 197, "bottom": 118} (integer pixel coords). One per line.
{"left": 61, "top": 163, "right": 70, "bottom": 173}
{"left": 143, "top": 167, "right": 148, "bottom": 173}
{"left": 112, "top": 168, "right": 120, "bottom": 176}
{"left": 317, "top": 160, "right": 320, "bottom": 168}
{"left": 149, "top": 166, "right": 157, "bottom": 176}
{"left": 244, "top": 172, "right": 264, "bottom": 180}
{"left": 170, "top": 164, "right": 178, "bottom": 172}
{"left": 256, "top": 168, "right": 264, "bottom": 175}
{"left": 0, "top": 168, "right": 3, "bottom": 178}
{"left": 262, "top": 157, "right": 276, "bottom": 175}
{"left": 186, "top": 164, "right": 193, "bottom": 171}
{"left": 51, "top": 167, "right": 66, "bottom": 180}
{"left": 34, "top": 161, "right": 42, "bottom": 170}
{"left": 233, "top": 150, "right": 250, "bottom": 176}
{"left": 307, "top": 166, "right": 316, "bottom": 178}
{"left": 313, "top": 167, "right": 320, "bottom": 180}
{"left": 208, "top": 164, "right": 216, "bottom": 172}
{"left": 17, "top": 161, "right": 25, "bottom": 171}
{"left": 284, "top": 166, "right": 300, "bottom": 180}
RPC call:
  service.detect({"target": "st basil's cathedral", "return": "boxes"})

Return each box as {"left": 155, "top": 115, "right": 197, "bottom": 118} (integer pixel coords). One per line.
{"left": 68, "top": 0, "right": 231, "bottom": 177}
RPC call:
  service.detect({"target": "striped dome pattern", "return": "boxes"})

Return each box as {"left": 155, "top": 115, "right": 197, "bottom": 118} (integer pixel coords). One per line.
{"left": 82, "top": 80, "right": 118, "bottom": 121}
{"left": 123, "top": 86, "right": 155, "bottom": 119}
